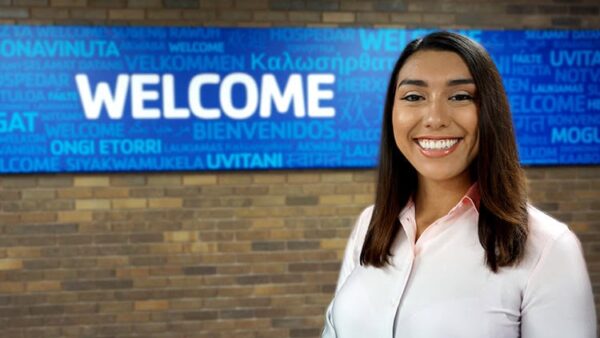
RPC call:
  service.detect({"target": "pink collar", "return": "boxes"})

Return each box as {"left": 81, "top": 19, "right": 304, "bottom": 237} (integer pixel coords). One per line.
{"left": 463, "top": 182, "right": 480, "bottom": 212}
{"left": 400, "top": 181, "right": 481, "bottom": 220}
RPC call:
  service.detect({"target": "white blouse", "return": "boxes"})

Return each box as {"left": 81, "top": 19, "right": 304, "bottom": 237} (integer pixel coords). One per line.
{"left": 322, "top": 184, "right": 596, "bottom": 338}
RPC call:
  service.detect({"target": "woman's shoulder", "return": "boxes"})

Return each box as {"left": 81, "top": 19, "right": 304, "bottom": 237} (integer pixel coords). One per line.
{"left": 524, "top": 203, "right": 582, "bottom": 266}
{"left": 356, "top": 204, "right": 375, "bottom": 227}
{"left": 348, "top": 204, "right": 375, "bottom": 246}
{"left": 526, "top": 204, "right": 570, "bottom": 239}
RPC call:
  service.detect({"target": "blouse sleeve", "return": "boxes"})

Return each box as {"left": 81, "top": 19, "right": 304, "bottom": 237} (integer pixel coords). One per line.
{"left": 521, "top": 230, "right": 597, "bottom": 338}
{"left": 322, "top": 206, "right": 372, "bottom": 338}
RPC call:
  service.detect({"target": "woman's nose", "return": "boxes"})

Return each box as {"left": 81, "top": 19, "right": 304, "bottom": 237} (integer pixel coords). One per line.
{"left": 423, "top": 99, "right": 450, "bottom": 129}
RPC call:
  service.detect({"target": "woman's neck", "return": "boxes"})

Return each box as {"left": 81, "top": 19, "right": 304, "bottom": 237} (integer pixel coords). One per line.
{"left": 413, "top": 173, "right": 473, "bottom": 240}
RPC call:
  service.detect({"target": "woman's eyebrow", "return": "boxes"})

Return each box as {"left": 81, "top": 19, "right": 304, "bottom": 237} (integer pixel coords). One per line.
{"left": 447, "top": 78, "right": 475, "bottom": 86}
{"left": 397, "top": 78, "right": 427, "bottom": 88}
{"left": 397, "top": 78, "right": 475, "bottom": 89}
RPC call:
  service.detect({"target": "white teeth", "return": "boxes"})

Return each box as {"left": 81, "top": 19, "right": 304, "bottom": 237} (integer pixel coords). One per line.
{"left": 417, "top": 139, "right": 459, "bottom": 150}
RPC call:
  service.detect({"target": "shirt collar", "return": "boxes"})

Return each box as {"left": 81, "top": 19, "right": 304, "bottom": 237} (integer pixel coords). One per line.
{"left": 399, "top": 181, "right": 481, "bottom": 220}
{"left": 399, "top": 198, "right": 415, "bottom": 221}
{"left": 463, "top": 181, "right": 480, "bottom": 213}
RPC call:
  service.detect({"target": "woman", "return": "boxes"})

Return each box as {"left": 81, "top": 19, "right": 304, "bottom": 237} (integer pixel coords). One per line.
{"left": 322, "top": 31, "right": 596, "bottom": 338}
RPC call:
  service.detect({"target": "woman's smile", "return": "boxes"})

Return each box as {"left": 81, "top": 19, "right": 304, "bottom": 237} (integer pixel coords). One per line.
{"left": 414, "top": 137, "right": 462, "bottom": 157}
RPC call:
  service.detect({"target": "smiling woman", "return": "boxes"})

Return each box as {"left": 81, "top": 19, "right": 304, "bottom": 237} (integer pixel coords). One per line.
{"left": 321, "top": 31, "right": 596, "bottom": 338}
{"left": 392, "top": 51, "right": 479, "bottom": 202}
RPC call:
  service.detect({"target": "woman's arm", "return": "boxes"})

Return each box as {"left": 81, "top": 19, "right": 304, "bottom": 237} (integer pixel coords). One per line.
{"left": 322, "top": 206, "right": 373, "bottom": 338}
{"left": 521, "top": 230, "right": 596, "bottom": 338}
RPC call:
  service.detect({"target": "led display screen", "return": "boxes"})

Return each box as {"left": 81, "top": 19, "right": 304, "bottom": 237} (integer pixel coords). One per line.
{"left": 0, "top": 26, "right": 598, "bottom": 173}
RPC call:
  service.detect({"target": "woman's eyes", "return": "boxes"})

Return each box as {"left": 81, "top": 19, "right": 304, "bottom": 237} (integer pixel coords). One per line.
{"left": 400, "top": 94, "right": 423, "bottom": 102}
{"left": 400, "top": 93, "right": 474, "bottom": 102}
{"left": 449, "top": 94, "right": 474, "bottom": 101}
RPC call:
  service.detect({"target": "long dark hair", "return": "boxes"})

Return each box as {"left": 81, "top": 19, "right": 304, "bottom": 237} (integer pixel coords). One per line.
{"left": 360, "top": 31, "right": 528, "bottom": 273}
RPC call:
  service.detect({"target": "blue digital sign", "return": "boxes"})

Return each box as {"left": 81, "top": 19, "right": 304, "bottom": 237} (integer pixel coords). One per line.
{"left": 0, "top": 26, "right": 598, "bottom": 173}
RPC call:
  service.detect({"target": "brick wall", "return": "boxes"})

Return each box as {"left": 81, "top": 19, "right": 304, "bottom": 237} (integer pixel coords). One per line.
{"left": 0, "top": 1, "right": 599, "bottom": 337}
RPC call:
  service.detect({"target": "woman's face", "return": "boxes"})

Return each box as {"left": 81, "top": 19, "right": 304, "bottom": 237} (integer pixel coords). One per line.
{"left": 392, "top": 50, "right": 479, "bottom": 184}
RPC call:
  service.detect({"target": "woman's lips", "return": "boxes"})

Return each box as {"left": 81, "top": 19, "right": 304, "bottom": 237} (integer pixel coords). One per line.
{"left": 414, "top": 138, "right": 462, "bottom": 158}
